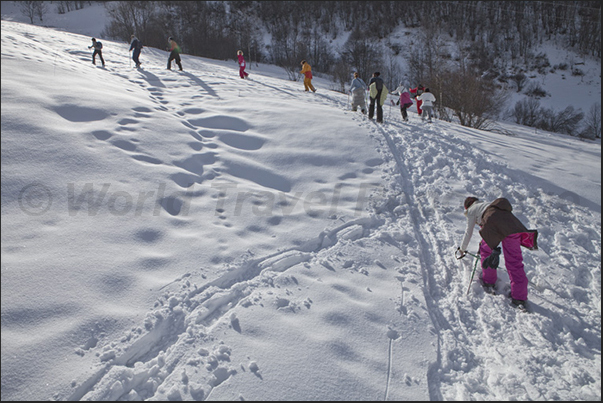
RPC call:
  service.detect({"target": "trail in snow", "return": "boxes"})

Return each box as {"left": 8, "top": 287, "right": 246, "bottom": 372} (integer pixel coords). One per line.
{"left": 69, "top": 80, "right": 600, "bottom": 400}
{"left": 2, "top": 19, "right": 599, "bottom": 401}
{"left": 370, "top": 115, "right": 600, "bottom": 400}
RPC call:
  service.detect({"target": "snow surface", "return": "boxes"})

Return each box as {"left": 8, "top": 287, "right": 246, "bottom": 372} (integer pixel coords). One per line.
{"left": 1, "top": 8, "right": 601, "bottom": 402}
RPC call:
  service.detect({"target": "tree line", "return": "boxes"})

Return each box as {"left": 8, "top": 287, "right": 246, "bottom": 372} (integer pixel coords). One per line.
{"left": 99, "top": 1, "right": 600, "bottom": 137}
{"left": 22, "top": 1, "right": 601, "bottom": 137}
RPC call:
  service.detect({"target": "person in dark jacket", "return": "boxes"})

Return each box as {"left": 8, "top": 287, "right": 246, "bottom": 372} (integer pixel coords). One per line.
{"left": 459, "top": 197, "right": 538, "bottom": 308}
{"left": 88, "top": 37, "right": 104, "bottom": 67}
{"left": 129, "top": 35, "right": 143, "bottom": 68}
{"left": 368, "top": 72, "right": 386, "bottom": 123}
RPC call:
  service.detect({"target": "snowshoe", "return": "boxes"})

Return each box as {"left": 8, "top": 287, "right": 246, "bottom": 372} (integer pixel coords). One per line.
{"left": 511, "top": 298, "right": 529, "bottom": 312}
{"left": 480, "top": 280, "right": 496, "bottom": 295}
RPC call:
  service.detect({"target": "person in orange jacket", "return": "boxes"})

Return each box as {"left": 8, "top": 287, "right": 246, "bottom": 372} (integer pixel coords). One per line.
{"left": 300, "top": 60, "right": 316, "bottom": 92}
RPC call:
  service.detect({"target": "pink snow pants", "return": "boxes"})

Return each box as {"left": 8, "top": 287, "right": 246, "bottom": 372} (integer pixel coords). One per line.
{"left": 239, "top": 65, "right": 249, "bottom": 79}
{"left": 480, "top": 233, "right": 528, "bottom": 301}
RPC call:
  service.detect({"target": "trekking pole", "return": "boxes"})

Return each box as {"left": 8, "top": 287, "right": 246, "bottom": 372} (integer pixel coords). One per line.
{"left": 466, "top": 255, "right": 479, "bottom": 295}
{"left": 456, "top": 249, "right": 480, "bottom": 296}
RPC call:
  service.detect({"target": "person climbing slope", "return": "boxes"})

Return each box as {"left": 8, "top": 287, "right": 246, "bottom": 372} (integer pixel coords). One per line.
{"left": 390, "top": 82, "right": 413, "bottom": 122}
{"left": 237, "top": 50, "right": 249, "bottom": 79}
{"left": 417, "top": 88, "right": 436, "bottom": 122}
{"left": 458, "top": 197, "right": 538, "bottom": 310}
{"left": 167, "top": 37, "right": 183, "bottom": 71}
{"left": 129, "top": 35, "right": 143, "bottom": 68}
{"left": 410, "top": 84, "right": 425, "bottom": 116}
{"left": 368, "top": 72, "right": 388, "bottom": 123}
{"left": 300, "top": 60, "right": 316, "bottom": 92}
{"left": 88, "top": 37, "right": 104, "bottom": 67}
{"left": 349, "top": 72, "right": 367, "bottom": 114}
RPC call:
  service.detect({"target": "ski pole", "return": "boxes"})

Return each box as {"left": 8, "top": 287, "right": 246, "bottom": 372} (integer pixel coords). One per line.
{"left": 456, "top": 248, "right": 480, "bottom": 295}
{"left": 465, "top": 253, "right": 480, "bottom": 295}
{"left": 456, "top": 249, "right": 479, "bottom": 260}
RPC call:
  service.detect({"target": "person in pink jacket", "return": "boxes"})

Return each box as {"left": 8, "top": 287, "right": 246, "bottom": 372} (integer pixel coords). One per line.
{"left": 391, "top": 83, "right": 413, "bottom": 122}
{"left": 237, "top": 50, "right": 249, "bottom": 79}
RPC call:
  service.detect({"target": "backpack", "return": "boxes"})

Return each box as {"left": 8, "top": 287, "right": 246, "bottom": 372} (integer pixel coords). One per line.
{"left": 96, "top": 41, "right": 103, "bottom": 50}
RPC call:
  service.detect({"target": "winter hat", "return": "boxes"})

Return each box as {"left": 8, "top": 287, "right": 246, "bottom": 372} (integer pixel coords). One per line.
{"left": 464, "top": 197, "right": 479, "bottom": 210}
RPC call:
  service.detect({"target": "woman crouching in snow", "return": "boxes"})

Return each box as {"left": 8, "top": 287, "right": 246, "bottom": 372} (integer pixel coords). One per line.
{"left": 458, "top": 197, "right": 538, "bottom": 309}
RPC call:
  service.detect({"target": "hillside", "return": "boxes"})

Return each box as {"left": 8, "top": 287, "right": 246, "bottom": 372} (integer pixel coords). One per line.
{"left": 1, "top": 16, "right": 601, "bottom": 403}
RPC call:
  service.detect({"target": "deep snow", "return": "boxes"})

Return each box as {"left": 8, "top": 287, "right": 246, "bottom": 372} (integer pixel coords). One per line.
{"left": 1, "top": 5, "right": 601, "bottom": 402}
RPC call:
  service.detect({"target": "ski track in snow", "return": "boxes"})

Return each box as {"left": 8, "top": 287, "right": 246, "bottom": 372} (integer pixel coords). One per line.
{"left": 2, "top": 20, "right": 600, "bottom": 401}
{"left": 70, "top": 71, "right": 600, "bottom": 400}
{"left": 370, "top": 118, "right": 601, "bottom": 400}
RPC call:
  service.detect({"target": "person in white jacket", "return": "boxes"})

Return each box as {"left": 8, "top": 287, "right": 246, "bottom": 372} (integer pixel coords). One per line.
{"left": 459, "top": 196, "right": 538, "bottom": 309}
{"left": 417, "top": 88, "right": 436, "bottom": 122}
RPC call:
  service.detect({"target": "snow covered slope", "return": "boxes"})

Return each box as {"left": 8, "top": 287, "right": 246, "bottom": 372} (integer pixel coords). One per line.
{"left": 1, "top": 20, "right": 600, "bottom": 401}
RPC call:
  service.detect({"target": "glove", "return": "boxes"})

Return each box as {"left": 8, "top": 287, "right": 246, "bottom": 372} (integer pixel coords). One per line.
{"left": 482, "top": 247, "right": 501, "bottom": 269}
{"left": 396, "top": 100, "right": 400, "bottom": 106}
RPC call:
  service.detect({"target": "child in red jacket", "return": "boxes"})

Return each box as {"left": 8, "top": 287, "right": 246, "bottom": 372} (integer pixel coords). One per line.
{"left": 409, "top": 84, "right": 425, "bottom": 116}
{"left": 237, "top": 50, "right": 249, "bottom": 79}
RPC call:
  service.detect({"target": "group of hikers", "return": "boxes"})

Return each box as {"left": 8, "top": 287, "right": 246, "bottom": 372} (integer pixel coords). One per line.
{"left": 87, "top": 38, "right": 539, "bottom": 310}
{"left": 88, "top": 35, "right": 250, "bottom": 77}
{"left": 349, "top": 71, "right": 437, "bottom": 124}
{"left": 89, "top": 36, "right": 436, "bottom": 126}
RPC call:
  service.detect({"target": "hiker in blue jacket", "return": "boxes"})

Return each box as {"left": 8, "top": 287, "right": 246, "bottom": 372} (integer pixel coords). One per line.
{"left": 349, "top": 72, "right": 367, "bottom": 114}
{"left": 88, "top": 37, "right": 104, "bottom": 67}
{"left": 129, "top": 35, "right": 143, "bottom": 68}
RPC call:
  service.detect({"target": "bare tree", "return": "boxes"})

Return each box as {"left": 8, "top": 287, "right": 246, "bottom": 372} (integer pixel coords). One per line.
{"left": 340, "top": 30, "right": 382, "bottom": 81}
{"left": 104, "top": 1, "right": 157, "bottom": 43}
{"left": 331, "top": 58, "right": 351, "bottom": 93}
{"left": 510, "top": 98, "right": 541, "bottom": 127}
{"left": 538, "top": 106, "right": 584, "bottom": 136}
{"left": 510, "top": 72, "right": 528, "bottom": 93}
{"left": 19, "top": 1, "right": 37, "bottom": 24}
{"left": 441, "top": 68, "right": 507, "bottom": 130}
{"left": 35, "top": 1, "right": 47, "bottom": 23}
{"left": 579, "top": 102, "right": 601, "bottom": 139}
